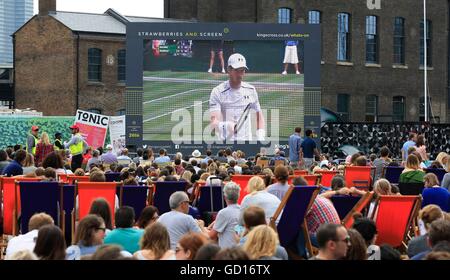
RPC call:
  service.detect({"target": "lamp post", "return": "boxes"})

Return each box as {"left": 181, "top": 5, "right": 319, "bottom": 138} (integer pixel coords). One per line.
{"left": 423, "top": 0, "right": 428, "bottom": 122}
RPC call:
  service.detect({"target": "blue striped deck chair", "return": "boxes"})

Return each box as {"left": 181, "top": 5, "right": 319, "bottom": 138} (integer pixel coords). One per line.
{"left": 269, "top": 185, "right": 320, "bottom": 258}
{"left": 105, "top": 172, "right": 121, "bottom": 182}
{"left": 118, "top": 185, "right": 149, "bottom": 218}
{"left": 330, "top": 195, "right": 362, "bottom": 220}
{"left": 152, "top": 181, "right": 187, "bottom": 214}
{"left": 383, "top": 166, "right": 404, "bottom": 184}
{"left": 18, "top": 181, "right": 62, "bottom": 234}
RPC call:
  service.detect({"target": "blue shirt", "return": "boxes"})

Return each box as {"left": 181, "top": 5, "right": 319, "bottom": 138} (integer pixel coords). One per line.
{"left": 2, "top": 160, "right": 23, "bottom": 177}
{"left": 402, "top": 140, "right": 416, "bottom": 161}
{"left": 285, "top": 41, "right": 298, "bottom": 46}
{"left": 422, "top": 187, "right": 450, "bottom": 212}
{"left": 154, "top": 156, "right": 171, "bottom": 164}
{"left": 301, "top": 137, "right": 317, "bottom": 159}
{"left": 288, "top": 133, "right": 302, "bottom": 162}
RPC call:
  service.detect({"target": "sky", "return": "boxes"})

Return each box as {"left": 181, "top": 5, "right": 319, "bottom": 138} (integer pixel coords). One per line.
{"left": 33, "top": 0, "right": 164, "bottom": 18}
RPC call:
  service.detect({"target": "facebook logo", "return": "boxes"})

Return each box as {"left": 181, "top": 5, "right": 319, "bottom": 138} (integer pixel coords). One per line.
{"left": 367, "top": 0, "right": 381, "bottom": 10}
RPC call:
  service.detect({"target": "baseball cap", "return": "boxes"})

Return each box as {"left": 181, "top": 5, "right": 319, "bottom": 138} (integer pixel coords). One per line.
{"left": 227, "top": 53, "right": 248, "bottom": 69}
{"left": 31, "top": 125, "right": 39, "bottom": 131}
{"left": 106, "top": 144, "right": 113, "bottom": 150}
{"left": 69, "top": 124, "right": 79, "bottom": 130}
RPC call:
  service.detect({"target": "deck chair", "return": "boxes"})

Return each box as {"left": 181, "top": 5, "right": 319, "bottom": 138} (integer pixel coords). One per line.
{"left": 74, "top": 181, "right": 120, "bottom": 237}
{"left": 330, "top": 195, "right": 362, "bottom": 220}
{"left": 274, "top": 160, "right": 286, "bottom": 167}
{"left": 398, "top": 182, "right": 424, "bottom": 195}
{"left": 303, "top": 175, "right": 320, "bottom": 186}
{"left": 371, "top": 195, "right": 421, "bottom": 249}
{"left": 424, "top": 168, "right": 446, "bottom": 183}
{"left": 151, "top": 181, "right": 187, "bottom": 215}
{"left": 344, "top": 166, "right": 374, "bottom": 190}
{"left": 58, "top": 173, "right": 69, "bottom": 183}
{"left": 315, "top": 170, "right": 339, "bottom": 187}
{"left": 255, "top": 157, "right": 269, "bottom": 168}
{"left": 105, "top": 172, "right": 121, "bottom": 182}
{"left": 1, "top": 177, "right": 41, "bottom": 235}
{"left": 332, "top": 192, "right": 374, "bottom": 229}
{"left": 67, "top": 175, "right": 90, "bottom": 185}
{"left": 195, "top": 185, "right": 226, "bottom": 224}
{"left": 18, "top": 181, "right": 62, "bottom": 234}
{"left": 231, "top": 175, "right": 256, "bottom": 205}
{"left": 62, "top": 184, "right": 75, "bottom": 245}
{"left": 117, "top": 159, "right": 132, "bottom": 166}
{"left": 382, "top": 166, "right": 404, "bottom": 184}
{"left": 269, "top": 186, "right": 320, "bottom": 258}
{"left": 118, "top": 185, "right": 149, "bottom": 218}
{"left": 293, "top": 170, "right": 308, "bottom": 176}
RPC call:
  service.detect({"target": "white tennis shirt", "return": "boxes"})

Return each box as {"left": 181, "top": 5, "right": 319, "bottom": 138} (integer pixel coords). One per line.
{"left": 209, "top": 81, "right": 262, "bottom": 141}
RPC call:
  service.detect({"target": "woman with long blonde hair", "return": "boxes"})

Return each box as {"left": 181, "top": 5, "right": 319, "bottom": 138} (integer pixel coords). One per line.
{"left": 35, "top": 132, "right": 54, "bottom": 167}
{"left": 243, "top": 225, "right": 279, "bottom": 260}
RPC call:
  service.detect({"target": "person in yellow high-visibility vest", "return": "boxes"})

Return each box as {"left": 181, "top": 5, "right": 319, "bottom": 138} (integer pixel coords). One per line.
{"left": 64, "top": 125, "right": 88, "bottom": 172}
{"left": 26, "top": 125, "right": 39, "bottom": 155}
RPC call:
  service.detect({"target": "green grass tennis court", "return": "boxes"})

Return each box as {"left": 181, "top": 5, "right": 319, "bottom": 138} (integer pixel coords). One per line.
{"left": 142, "top": 71, "right": 304, "bottom": 141}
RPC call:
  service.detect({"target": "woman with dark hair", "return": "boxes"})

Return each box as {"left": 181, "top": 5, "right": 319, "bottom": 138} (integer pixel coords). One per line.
{"left": 343, "top": 228, "right": 367, "bottom": 260}
{"left": 89, "top": 198, "right": 113, "bottom": 232}
{"left": 136, "top": 206, "right": 159, "bottom": 229}
{"left": 194, "top": 243, "right": 221, "bottom": 260}
{"left": 42, "top": 151, "right": 73, "bottom": 175}
{"left": 266, "top": 166, "right": 290, "bottom": 201}
{"left": 134, "top": 222, "right": 175, "bottom": 260}
{"left": 33, "top": 224, "right": 66, "bottom": 260}
{"left": 66, "top": 215, "right": 106, "bottom": 260}
{"left": 415, "top": 134, "right": 428, "bottom": 162}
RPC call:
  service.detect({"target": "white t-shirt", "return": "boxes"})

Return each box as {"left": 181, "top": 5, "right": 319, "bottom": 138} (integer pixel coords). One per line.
{"left": 209, "top": 81, "right": 262, "bottom": 141}
{"left": 5, "top": 230, "right": 38, "bottom": 258}
{"left": 213, "top": 204, "right": 241, "bottom": 248}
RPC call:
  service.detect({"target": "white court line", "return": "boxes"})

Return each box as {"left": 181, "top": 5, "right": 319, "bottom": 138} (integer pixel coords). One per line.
{"left": 143, "top": 88, "right": 209, "bottom": 104}
{"left": 143, "top": 100, "right": 209, "bottom": 123}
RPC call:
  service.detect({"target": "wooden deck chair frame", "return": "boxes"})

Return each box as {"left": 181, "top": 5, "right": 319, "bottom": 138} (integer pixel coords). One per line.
{"left": 72, "top": 181, "right": 123, "bottom": 240}
{"left": 370, "top": 195, "right": 422, "bottom": 251}
{"left": 269, "top": 185, "right": 320, "bottom": 258}
{"left": 341, "top": 192, "right": 374, "bottom": 229}
{"left": 255, "top": 158, "right": 269, "bottom": 168}
{"left": 274, "top": 160, "right": 286, "bottom": 167}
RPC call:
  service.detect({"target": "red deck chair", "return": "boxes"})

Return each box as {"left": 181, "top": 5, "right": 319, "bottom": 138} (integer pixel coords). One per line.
{"left": 303, "top": 175, "right": 320, "bottom": 186}
{"left": 372, "top": 195, "right": 421, "bottom": 249}
{"left": 57, "top": 173, "right": 69, "bottom": 183}
{"left": 67, "top": 175, "right": 90, "bottom": 185}
{"left": 341, "top": 191, "right": 374, "bottom": 229}
{"left": 344, "top": 166, "right": 374, "bottom": 190}
{"left": 1, "top": 176, "right": 41, "bottom": 235}
{"left": 315, "top": 170, "right": 339, "bottom": 187}
{"left": 73, "top": 181, "right": 121, "bottom": 238}
{"left": 293, "top": 170, "right": 308, "bottom": 176}
{"left": 231, "top": 175, "right": 259, "bottom": 205}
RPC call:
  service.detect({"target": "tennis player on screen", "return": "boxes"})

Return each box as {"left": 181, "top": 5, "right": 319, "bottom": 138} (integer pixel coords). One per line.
{"left": 209, "top": 53, "right": 266, "bottom": 142}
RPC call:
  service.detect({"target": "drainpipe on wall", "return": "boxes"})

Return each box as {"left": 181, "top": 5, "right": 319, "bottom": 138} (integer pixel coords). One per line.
{"left": 76, "top": 33, "right": 80, "bottom": 112}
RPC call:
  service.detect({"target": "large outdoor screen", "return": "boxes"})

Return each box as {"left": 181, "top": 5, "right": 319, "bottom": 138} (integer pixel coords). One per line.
{"left": 126, "top": 23, "right": 321, "bottom": 155}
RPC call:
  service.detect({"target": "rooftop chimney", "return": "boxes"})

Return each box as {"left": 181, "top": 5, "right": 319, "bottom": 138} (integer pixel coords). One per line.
{"left": 39, "top": 0, "right": 56, "bottom": 16}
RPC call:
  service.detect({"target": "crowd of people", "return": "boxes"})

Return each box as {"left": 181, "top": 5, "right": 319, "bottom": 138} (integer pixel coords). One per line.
{"left": 1, "top": 127, "right": 450, "bottom": 260}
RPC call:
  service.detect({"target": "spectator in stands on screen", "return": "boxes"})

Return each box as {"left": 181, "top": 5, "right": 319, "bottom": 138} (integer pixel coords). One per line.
{"left": 309, "top": 223, "right": 350, "bottom": 260}
{"left": 158, "top": 191, "right": 209, "bottom": 250}
{"left": 136, "top": 206, "right": 159, "bottom": 229}
{"left": 86, "top": 149, "right": 101, "bottom": 172}
{"left": 101, "top": 144, "right": 118, "bottom": 165}
{"left": 352, "top": 215, "right": 380, "bottom": 260}
{"left": 243, "top": 225, "right": 280, "bottom": 260}
{"left": 89, "top": 198, "right": 113, "bottom": 233}
{"left": 134, "top": 222, "right": 175, "bottom": 260}
{"left": 267, "top": 166, "right": 290, "bottom": 201}
{"left": 42, "top": 151, "right": 73, "bottom": 175}
{"left": 411, "top": 219, "right": 450, "bottom": 260}
{"left": 104, "top": 206, "right": 144, "bottom": 254}
{"left": 153, "top": 149, "right": 170, "bottom": 165}
{"left": 175, "top": 232, "right": 208, "bottom": 260}
{"left": 117, "top": 148, "right": 132, "bottom": 164}
{"left": 5, "top": 213, "right": 54, "bottom": 258}
{"left": 408, "top": 205, "right": 445, "bottom": 258}
{"left": 2, "top": 149, "right": 26, "bottom": 177}
{"left": 399, "top": 154, "right": 425, "bottom": 184}
{"left": 33, "top": 225, "right": 66, "bottom": 260}
{"left": 66, "top": 215, "right": 106, "bottom": 260}
{"left": 343, "top": 228, "right": 367, "bottom": 260}
{"left": 422, "top": 174, "right": 450, "bottom": 212}
{"left": 240, "top": 176, "right": 281, "bottom": 225}
{"left": 133, "top": 148, "right": 143, "bottom": 165}
{"left": 207, "top": 182, "right": 241, "bottom": 248}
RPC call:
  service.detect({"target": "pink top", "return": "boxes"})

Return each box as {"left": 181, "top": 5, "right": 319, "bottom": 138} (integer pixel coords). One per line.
{"left": 415, "top": 145, "right": 428, "bottom": 161}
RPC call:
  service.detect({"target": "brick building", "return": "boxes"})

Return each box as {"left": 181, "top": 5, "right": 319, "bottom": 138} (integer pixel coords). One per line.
{"left": 13, "top": 0, "right": 175, "bottom": 116}
{"left": 165, "top": 0, "right": 450, "bottom": 123}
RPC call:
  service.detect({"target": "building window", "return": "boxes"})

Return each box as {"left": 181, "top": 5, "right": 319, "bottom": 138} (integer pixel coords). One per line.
{"left": 393, "top": 17, "right": 405, "bottom": 64}
{"left": 366, "top": 16, "right": 378, "bottom": 63}
{"left": 278, "top": 8, "right": 292, "bottom": 24}
{"left": 116, "top": 109, "right": 126, "bottom": 116}
{"left": 420, "top": 20, "right": 432, "bottom": 67}
{"left": 392, "top": 96, "right": 405, "bottom": 122}
{"left": 117, "top": 49, "right": 126, "bottom": 83}
{"left": 88, "top": 48, "right": 102, "bottom": 82}
{"left": 88, "top": 108, "right": 102, "bottom": 114}
{"left": 308, "top": 10, "right": 321, "bottom": 24}
{"left": 337, "top": 94, "right": 350, "bottom": 121}
{"left": 365, "top": 95, "right": 378, "bottom": 122}
{"left": 337, "top": 13, "right": 351, "bottom": 61}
